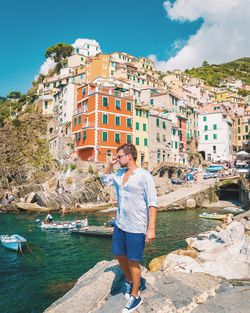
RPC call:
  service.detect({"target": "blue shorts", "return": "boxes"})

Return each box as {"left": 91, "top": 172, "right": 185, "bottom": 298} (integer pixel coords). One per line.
{"left": 112, "top": 224, "right": 145, "bottom": 261}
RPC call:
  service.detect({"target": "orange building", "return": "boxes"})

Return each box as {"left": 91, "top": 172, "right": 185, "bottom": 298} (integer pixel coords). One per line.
{"left": 86, "top": 54, "right": 111, "bottom": 83}
{"left": 72, "top": 83, "right": 133, "bottom": 162}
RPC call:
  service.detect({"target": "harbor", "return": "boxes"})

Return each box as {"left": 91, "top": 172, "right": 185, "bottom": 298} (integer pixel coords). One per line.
{"left": 0, "top": 208, "right": 224, "bottom": 313}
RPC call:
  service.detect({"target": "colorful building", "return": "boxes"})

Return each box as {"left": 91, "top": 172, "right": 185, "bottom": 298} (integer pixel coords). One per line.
{"left": 72, "top": 83, "right": 133, "bottom": 162}
{"left": 133, "top": 104, "right": 150, "bottom": 167}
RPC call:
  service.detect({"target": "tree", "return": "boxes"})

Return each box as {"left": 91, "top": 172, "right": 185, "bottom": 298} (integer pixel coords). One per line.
{"left": 202, "top": 60, "right": 209, "bottom": 67}
{"left": 7, "top": 91, "right": 21, "bottom": 99}
{"left": 45, "top": 43, "right": 73, "bottom": 64}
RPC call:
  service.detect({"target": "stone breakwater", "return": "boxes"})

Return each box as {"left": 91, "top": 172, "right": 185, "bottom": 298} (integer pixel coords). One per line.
{"left": 44, "top": 211, "right": 250, "bottom": 313}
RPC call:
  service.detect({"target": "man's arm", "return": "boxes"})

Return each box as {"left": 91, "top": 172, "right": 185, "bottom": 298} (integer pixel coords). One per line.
{"left": 101, "top": 157, "right": 118, "bottom": 185}
{"left": 145, "top": 172, "right": 158, "bottom": 244}
{"left": 145, "top": 206, "right": 157, "bottom": 244}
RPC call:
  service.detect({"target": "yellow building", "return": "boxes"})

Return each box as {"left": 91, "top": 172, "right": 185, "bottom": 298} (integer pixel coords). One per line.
{"left": 133, "top": 104, "right": 150, "bottom": 168}
{"left": 86, "top": 54, "right": 111, "bottom": 83}
{"left": 237, "top": 111, "right": 250, "bottom": 150}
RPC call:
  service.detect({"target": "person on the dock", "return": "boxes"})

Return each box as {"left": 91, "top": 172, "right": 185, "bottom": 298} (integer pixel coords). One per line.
{"left": 101, "top": 143, "right": 157, "bottom": 313}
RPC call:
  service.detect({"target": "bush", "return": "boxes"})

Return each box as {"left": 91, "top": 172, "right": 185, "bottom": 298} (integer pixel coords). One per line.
{"left": 69, "top": 163, "right": 77, "bottom": 171}
{"left": 88, "top": 165, "right": 94, "bottom": 174}
{"left": 66, "top": 176, "right": 73, "bottom": 185}
{"left": 12, "top": 118, "right": 22, "bottom": 127}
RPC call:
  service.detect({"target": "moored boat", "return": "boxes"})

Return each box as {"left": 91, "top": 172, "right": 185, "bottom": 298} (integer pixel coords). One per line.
{"left": 0, "top": 234, "right": 27, "bottom": 252}
{"left": 37, "top": 218, "right": 88, "bottom": 230}
{"left": 199, "top": 212, "right": 227, "bottom": 220}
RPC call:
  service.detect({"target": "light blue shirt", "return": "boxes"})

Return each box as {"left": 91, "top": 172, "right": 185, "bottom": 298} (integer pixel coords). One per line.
{"left": 101, "top": 167, "right": 158, "bottom": 234}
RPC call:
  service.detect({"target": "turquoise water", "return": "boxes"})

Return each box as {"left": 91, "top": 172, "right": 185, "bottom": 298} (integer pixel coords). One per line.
{"left": 0, "top": 209, "right": 221, "bottom": 313}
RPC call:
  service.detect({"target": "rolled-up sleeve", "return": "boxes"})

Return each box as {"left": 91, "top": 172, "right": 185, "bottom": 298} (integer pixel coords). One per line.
{"left": 100, "top": 173, "right": 115, "bottom": 186}
{"left": 145, "top": 173, "right": 158, "bottom": 208}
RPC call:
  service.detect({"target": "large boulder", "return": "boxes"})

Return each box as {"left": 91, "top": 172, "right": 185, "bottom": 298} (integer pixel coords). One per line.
{"left": 186, "top": 198, "right": 196, "bottom": 209}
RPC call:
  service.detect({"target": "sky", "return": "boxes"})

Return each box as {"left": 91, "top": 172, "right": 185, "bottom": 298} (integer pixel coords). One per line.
{"left": 0, "top": 0, "right": 248, "bottom": 96}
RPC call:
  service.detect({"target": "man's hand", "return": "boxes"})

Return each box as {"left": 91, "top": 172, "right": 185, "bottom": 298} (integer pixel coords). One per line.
{"left": 145, "top": 228, "right": 155, "bottom": 244}
{"left": 109, "top": 155, "right": 118, "bottom": 166}
{"left": 103, "top": 156, "right": 118, "bottom": 174}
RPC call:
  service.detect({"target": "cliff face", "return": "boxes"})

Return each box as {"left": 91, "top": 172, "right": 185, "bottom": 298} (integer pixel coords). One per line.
{"left": 0, "top": 113, "right": 55, "bottom": 189}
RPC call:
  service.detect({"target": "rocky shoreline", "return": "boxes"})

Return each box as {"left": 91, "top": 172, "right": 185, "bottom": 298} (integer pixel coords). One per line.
{"left": 44, "top": 210, "right": 250, "bottom": 313}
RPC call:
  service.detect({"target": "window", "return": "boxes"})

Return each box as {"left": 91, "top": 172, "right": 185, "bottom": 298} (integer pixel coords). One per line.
{"left": 115, "top": 116, "right": 120, "bottom": 126}
{"left": 143, "top": 123, "right": 146, "bottom": 131}
{"left": 213, "top": 134, "right": 217, "bottom": 139}
{"left": 44, "top": 101, "right": 48, "bottom": 109}
{"left": 150, "top": 99, "right": 154, "bottom": 105}
{"left": 238, "top": 127, "right": 241, "bottom": 133}
{"left": 204, "top": 125, "right": 208, "bottom": 131}
{"left": 83, "top": 131, "right": 87, "bottom": 140}
{"left": 102, "top": 114, "right": 108, "bottom": 124}
{"left": 245, "top": 126, "right": 248, "bottom": 133}
{"left": 163, "top": 134, "right": 166, "bottom": 142}
{"left": 115, "top": 99, "right": 121, "bottom": 109}
{"left": 136, "top": 109, "right": 139, "bottom": 116}
{"left": 126, "top": 102, "right": 132, "bottom": 111}
{"left": 115, "top": 133, "right": 120, "bottom": 143}
{"left": 78, "top": 116, "right": 81, "bottom": 124}
{"left": 157, "top": 133, "right": 160, "bottom": 141}
{"left": 127, "top": 118, "right": 132, "bottom": 128}
{"left": 144, "top": 138, "right": 148, "bottom": 146}
{"left": 203, "top": 116, "right": 207, "bottom": 122}
{"left": 102, "top": 132, "right": 108, "bottom": 142}
{"left": 238, "top": 136, "right": 241, "bottom": 140}
{"left": 157, "top": 150, "right": 161, "bottom": 163}
{"left": 127, "top": 134, "right": 132, "bottom": 143}
{"left": 136, "top": 122, "right": 140, "bottom": 130}
{"left": 103, "top": 97, "right": 108, "bottom": 107}
{"left": 136, "top": 137, "right": 140, "bottom": 145}
{"left": 175, "top": 142, "right": 178, "bottom": 149}
{"left": 146, "top": 111, "right": 149, "bottom": 118}
{"left": 213, "top": 145, "right": 216, "bottom": 153}
{"left": 82, "top": 88, "right": 86, "bottom": 96}
{"left": 77, "top": 132, "right": 81, "bottom": 141}
{"left": 213, "top": 124, "right": 217, "bottom": 130}
{"left": 74, "top": 118, "right": 76, "bottom": 126}
{"left": 156, "top": 118, "right": 160, "bottom": 127}
{"left": 205, "top": 134, "right": 208, "bottom": 140}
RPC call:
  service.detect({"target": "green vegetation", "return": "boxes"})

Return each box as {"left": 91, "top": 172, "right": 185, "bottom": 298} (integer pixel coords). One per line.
{"left": 69, "top": 163, "right": 77, "bottom": 171}
{"left": 0, "top": 91, "right": 39, "bottom": 127}
{"left": 32, "top": 138, "right": 52, "bottom": 170}
{"left": 45, "top": 43, "right": 73, "bottom": 74}
{"left": 185, "top": 58, "right": 250, "bottom": 87}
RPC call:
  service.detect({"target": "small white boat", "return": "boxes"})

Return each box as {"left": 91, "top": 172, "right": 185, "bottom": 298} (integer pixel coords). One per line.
{"left": 199, "top": 213, "right": 227, "bottom": 220}
{"left": 0, "top": 234, "right": 27, "bottom": 252}
{"left": 38, "top": 218, "right": 88, "bottom": 230}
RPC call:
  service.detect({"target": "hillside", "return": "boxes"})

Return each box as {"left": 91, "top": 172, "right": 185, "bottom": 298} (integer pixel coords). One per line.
{"left": 0, "top": 112, "right": 55, "bottom": 188}
{"left": 185, "top": 58, "right": 250, "bottom": 87}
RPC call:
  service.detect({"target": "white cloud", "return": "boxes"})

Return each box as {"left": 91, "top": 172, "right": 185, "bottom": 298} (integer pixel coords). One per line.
{"left": 152, "top": 0, "right": 250, "bottom": 71}
{"left": 39, "top": 58, "right": 56, "bottom": 75}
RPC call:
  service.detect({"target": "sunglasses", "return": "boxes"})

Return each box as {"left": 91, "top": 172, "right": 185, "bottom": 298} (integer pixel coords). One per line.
{"left": 117, "top": 154, "right": 127, "bottom": 159}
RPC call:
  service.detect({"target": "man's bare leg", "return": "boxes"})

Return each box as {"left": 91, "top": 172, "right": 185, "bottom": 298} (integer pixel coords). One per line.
{"left": 128, "top": 260, "right": 140, "bottom": 297}
{"left": 117, "top": 255, "right": 132, "bottom": 282}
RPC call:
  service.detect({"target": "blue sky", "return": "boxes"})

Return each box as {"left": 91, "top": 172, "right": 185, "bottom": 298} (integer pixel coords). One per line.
{"left": 0, "top": 0, "right": 201, "bottom": 96}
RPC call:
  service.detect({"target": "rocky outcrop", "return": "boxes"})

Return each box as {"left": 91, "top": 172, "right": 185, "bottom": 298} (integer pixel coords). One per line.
{"left": 0, "top": 113, "right": 55, "bottom": 188}
{"left": 44, "top": 259, "right": 250, "bottom": 313}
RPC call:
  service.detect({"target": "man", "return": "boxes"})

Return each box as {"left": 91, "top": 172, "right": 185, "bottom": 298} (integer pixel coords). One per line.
{"left": 101, "top": 143, "right": 157, "bottom": 313}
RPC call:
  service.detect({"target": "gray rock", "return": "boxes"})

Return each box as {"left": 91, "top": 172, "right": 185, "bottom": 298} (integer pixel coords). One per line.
{"left": 186, "top": 198, "right": 196, "bottom": 209}
{"left": 44, "top": 260, "right": 222, "bottom": 313}
{"left": 25, "top": 192, "right": 36, "bottom": 203}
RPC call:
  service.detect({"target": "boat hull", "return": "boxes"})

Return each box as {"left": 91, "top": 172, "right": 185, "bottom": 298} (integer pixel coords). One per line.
{"left": 199, "top": 214, "right": 226, "bottom": 220}
{"left": 0, "top": 235, "right": 27, "bottom": 252}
